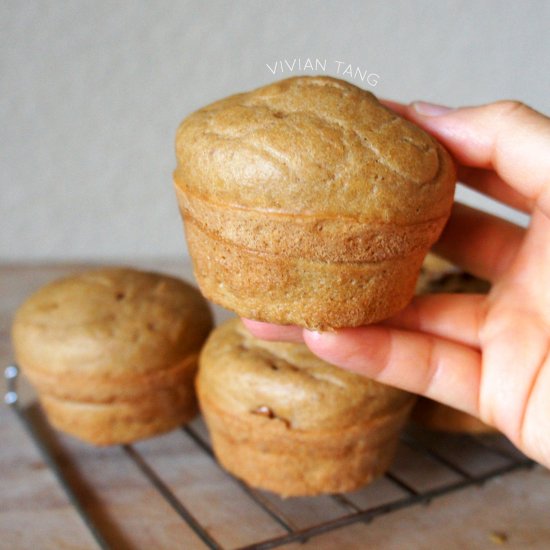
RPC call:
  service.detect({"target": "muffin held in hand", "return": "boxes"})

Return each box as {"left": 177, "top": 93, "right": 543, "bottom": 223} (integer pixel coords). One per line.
{"left": 413, "top": 253, "right": 496, "bottom": 433}
{"left": 197, "top": 318, "right": 415, "bottom": 497}
{"left": 12, "top": 267, "right": 213, "bottom": 445}
{"left": 174, "top": 76, "right": 456, "bottom": 330}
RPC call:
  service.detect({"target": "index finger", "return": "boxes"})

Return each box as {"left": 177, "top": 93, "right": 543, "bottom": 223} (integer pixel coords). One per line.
{"left": 382, "top": 99, "right": 538, "bottom": 213}
{"left": 406, "top": 100, "right": 550, "bottom": 217}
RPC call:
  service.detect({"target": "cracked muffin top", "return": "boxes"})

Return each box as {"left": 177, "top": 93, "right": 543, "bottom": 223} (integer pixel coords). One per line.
{"left": 197, "top": 318, "right": 413, "bottom": 431}
{"left": 174, "top": 76, "right": 455, "bottom": 224}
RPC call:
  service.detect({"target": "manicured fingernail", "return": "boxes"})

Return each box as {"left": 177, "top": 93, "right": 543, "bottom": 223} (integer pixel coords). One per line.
{"left": 412, "top": 101, "right": 452, "bottom": 116}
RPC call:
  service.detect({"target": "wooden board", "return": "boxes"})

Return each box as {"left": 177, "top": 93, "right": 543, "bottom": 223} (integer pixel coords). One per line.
{"left": 1, "top": 261, "right": 550, "bottom": 549}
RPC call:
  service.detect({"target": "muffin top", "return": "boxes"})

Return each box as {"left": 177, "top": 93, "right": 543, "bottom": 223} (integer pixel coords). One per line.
{"left": 175, "top": 76, "right": 455, "bottom": 224}
{"left": 198, "top": 318, "right": 412, "bottom": 431}
{"left": 12, "top": 267, "right": 213, "bottom": 377}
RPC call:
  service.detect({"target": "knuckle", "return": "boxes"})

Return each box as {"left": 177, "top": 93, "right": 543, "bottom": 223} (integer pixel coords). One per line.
{"left": 419, "top": 335, "right": 439, "bottom": 394}
{"left": 493, "top": 99, "right": 530, "bottom": 118}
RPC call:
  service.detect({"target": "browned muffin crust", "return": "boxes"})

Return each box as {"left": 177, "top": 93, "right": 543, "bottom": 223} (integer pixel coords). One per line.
{"left": 412, "top": 397, "right": 497, "bottom": 434}
{"left": 197, "top": 318, "right": 415, "bottom": 496}
{"left": 416, "top": 252, "right": 491, "bottom": 295}
{"left": 174, "top": 76, "right": 456, "bottom": 329}
{"left": 12, "top": 267, "right": 213, "bottom": 445}
{"left": 175, "top": 76, "right": 453, "bottom": 221}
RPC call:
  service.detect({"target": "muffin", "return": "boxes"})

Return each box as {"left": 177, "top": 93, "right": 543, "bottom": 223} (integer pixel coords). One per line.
{"left": 174, "top": 76, "right": 456, "bottom": 330}
{"left": 413, "top": 253, "right": 495, "bottom": 433}
{"left": 197, "top": 318, "right": 415, "bottom": 497}
{"left": 415, "top": 252, "right": 491, "bottom": 295}
{"left": 12, "top": 267, "right": 213, "bottom": 445}
{"left": 412, "top": 398, "right": 496, "bottom": 434}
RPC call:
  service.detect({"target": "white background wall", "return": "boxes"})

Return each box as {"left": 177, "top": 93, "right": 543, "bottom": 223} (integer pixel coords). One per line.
{"left": 2, "top": 0, "right": 548, "bottom": 261}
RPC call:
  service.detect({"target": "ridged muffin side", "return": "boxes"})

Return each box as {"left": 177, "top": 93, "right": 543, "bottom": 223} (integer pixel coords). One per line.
{"left": 12, "top": 268, "right": 213, "bottom": 445}
{"left": 174, "top": 76, "right": 456, "bottom": 329}
{"left": 197, "top": 318, "right": 415, "bottom": 496}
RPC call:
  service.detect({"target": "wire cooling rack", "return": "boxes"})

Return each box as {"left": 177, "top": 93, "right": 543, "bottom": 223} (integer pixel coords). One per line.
{"left": 4, "top": 364, "right": 535, "bottom": 550}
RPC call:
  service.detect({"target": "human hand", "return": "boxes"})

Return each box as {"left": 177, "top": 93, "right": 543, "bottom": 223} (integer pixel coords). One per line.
{"left": 243, "top": 100, "right": 550, "bottom": 468}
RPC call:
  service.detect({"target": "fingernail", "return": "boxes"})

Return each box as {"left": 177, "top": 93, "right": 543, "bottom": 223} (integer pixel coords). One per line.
{"left": 303, "top": 329, "right": 340, "bottom": 346}
{"left": 304, "top": 330, "right": 324, "bottom": 341}
{"left": 412, "top": 101, "right": 452, "bottom": 116}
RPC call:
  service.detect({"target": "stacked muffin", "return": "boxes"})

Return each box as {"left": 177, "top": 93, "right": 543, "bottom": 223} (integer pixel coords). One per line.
{"left": 12, "top": 268, "right": 213, "bottom": 445}
{"left": 197, "top": 318, "right": 415, "bottom": 496}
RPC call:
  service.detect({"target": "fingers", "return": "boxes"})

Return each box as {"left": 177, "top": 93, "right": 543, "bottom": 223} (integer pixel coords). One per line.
{"left": 244, "top": 293, "right": 488, "bottom": 350}
{"left": 520, "top": 342, "right": 550, "bottom": 465}
{"left": 241, "top": 319, "right": 304, "bottom": 342}
{"left": 383, "top": 99, "right": 549, "bottom": 214}
{"left": 457, "top": 166, "right": 534, "bottom": 214}
{"left": 303, "top": 326, "right": 481, "bottom": 416}
{"left": 382, "top": 293, "right": 486, "bottom": 348}
{"left": 478, "top": 307, "right": 550, "bottom": 449}
{"left": 434, "top": 202, "right": 525, "bottom": 281}
{"left": 406, "top": 100, "right": 550, "bottom": 217}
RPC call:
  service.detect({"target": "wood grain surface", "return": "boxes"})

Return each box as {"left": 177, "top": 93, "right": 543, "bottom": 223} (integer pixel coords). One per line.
{"left": 1, "top": 261, "right": 549, "bottom": 549}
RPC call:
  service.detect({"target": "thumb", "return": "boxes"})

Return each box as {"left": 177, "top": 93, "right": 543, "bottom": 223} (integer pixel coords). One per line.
{"left": 406, "top": 100, "right": 550, "bottom": 217}
{"left": 302, "top": 323, "right": 482, "bottom": 417}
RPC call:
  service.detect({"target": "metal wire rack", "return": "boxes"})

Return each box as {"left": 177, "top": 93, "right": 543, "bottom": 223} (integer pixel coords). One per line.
{"left": 4, "top": 364, "right": 535, "bottom": 550}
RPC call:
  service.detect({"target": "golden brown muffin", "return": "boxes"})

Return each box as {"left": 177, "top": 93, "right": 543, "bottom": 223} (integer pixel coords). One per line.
{"left": 174, "top": 76, "right": 456, "bottom": 330}
{"left": 415, "top": 252, "right": 491, "bottom": 295}
{"left": 197, "top": 318, "right": 415, "bottom": 497}
{"left": 413, "top": 253, "right": 495, "bottom": 433}
{"left": 412, "top": 398, "right": 496, "bottom": 434}
{"left": 12, "top": 267, "right": 213, "bottom": 445}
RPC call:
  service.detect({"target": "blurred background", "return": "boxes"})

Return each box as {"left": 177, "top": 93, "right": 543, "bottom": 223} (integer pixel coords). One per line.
{"left": 2, "top": 0, "right": 548, "bottom": 262}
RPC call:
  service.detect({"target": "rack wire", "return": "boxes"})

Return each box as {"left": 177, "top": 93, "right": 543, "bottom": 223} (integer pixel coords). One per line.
{"left": 4, "top": 364, "right": 535, "bottom": 550}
